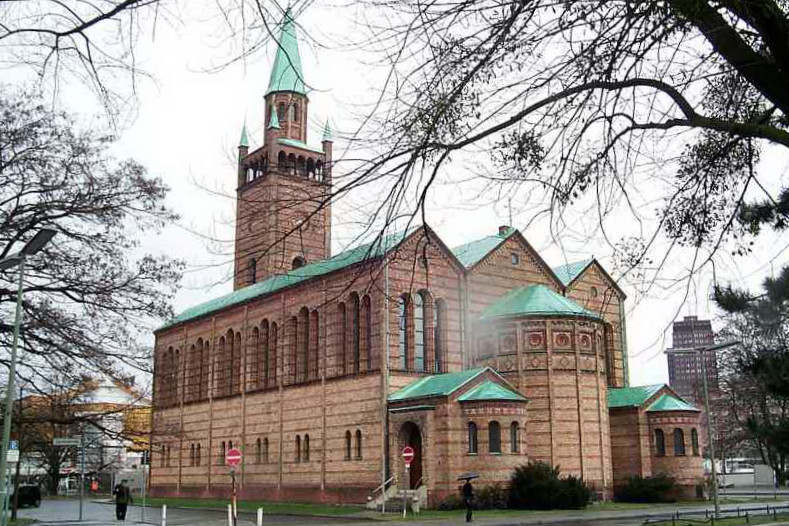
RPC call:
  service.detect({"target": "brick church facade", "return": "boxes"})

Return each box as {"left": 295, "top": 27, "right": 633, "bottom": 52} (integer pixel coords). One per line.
{"left": 150, "top": 12, "right": 704, "bottom": 506}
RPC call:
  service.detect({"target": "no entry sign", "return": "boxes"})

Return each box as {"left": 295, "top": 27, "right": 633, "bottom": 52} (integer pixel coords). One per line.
{"left": 226, "top": 447, "right": 243, "bottom": 467}
{"left": 402, "top": 446, "right": 415, "bottom": 467}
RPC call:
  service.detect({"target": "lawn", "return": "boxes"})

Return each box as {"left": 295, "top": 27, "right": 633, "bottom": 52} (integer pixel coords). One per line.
{"left": 143, "top": 497, "right": 365, "bottom": 517}
{"left": 8, "top": 519, "right": 36, "bottom": 526}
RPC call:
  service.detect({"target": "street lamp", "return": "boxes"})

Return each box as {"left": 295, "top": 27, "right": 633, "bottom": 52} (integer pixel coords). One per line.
{"left": 667, "top": 340, "right": 740, "bottom": 519}
{"left": 0, "top": 228, "right": 56, "bottom": 526}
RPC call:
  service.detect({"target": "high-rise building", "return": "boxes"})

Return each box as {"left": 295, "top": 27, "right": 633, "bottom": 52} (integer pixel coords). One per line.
{"left": 666, "top": 316, "right": 717, "bottom": 404}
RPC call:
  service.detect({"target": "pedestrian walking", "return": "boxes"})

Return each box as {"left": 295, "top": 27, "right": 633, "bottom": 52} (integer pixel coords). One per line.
{"left": 113, "top": 480, "right": 133, "bottom": 521}
{"left": 462, "top": 479, "right": 474, "bottom": 522}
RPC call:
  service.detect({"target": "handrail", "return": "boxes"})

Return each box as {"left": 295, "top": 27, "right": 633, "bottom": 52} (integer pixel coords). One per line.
{"left": 370, "top": 476, "right": 395, "bottom": 496}
{"left": 413, "top": 477, "right": 424, "bottom": 489}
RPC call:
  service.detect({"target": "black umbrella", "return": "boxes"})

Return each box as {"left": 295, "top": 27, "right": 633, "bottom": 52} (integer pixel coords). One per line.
{"left": 457, "top": 472, "right": 480, "bottom": 481}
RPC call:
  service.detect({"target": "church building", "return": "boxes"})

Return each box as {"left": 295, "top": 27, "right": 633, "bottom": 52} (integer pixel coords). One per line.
{"left": 150, "top": 12, "right": 705, "bottom": 507}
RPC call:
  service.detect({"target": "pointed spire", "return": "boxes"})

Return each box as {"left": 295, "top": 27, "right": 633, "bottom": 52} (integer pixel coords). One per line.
{"left": 322, "top": 119, "right": 333, "bottom": 142}
{"left": 268, "top": 108, "right": 280, "bottom": 129}
{"left": 266, "top": 9, "right": 307, "bottom": 96}
{"left": 239, "top": 121, "right": 250, "bottom": 148}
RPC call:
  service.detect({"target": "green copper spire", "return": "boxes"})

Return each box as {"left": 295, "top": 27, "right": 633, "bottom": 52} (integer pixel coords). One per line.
{"left": 268, "top": 107, "right": 280, "bottom": 129}
{"left": 239, "top": 122, "right": 249, "bottom": 147}
{"left": 322, "top": 119, "right": 333, "bottom": 142}
{"left": 266, "top": 10, "right": 307, "bottom": 96}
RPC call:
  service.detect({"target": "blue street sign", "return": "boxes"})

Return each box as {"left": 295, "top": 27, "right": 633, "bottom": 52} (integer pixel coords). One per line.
{"left": 8, "top": 442, "right": 17, "bottom": 451}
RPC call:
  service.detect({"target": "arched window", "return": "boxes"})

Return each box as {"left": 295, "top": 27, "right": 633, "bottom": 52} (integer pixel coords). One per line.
{"left": 350, "top": 293, "right": 361, "bottom": 373}
{"left": 160, "top": 445, "right": 165, "bottom": 467}
{"left": 655, "top": 429, "right": 666, "bottom": 457}
{"left": 303, "top": 434, "right": 310, "bottom": 462}
{"left": 278, "top": 151, "right": 286, "bottom": 168}
{"left": 309, "top": 310, "right": 319, "bottom": 380}
{"left": 345, "top": 431, "right": 352, "bottom": 460}
{"left": 292, "top": 102, "right": 300, "bottom": 122}
{"left": 269, "top": 322, "right": 278, "bottom": 386}
{"left": 316, "top": 160, "right": 323, "bottom": 181}
{"left": 219, "top": 441, "right": 226, "bottom": 465}
{"left": 674, "top": 428, "right": 686, "bottom": 456}
{"left": 278, "top": 102, "right": 286, "bottom": 122}
{"left": 510, "top": 422, "right": 520, "bottom": 453}
{"left": 489, "top": 421, "right": 501, "bottom": 453}
{"left": 338, "top": 302, "right": 347, "bottom": 375}
{"left": 232, "top": 331, "right": 242, "bottom": 395}
{"left": 292, "top": 256, "right": 306, "bottom": 269}
{"left": 295, "top": 435, "right": 301, "bottom": 463}
{"left": 306, "top": 158, "right": 315, "bottom": 178}
{"left": 355, "top": 430, "right": 362, "bottom": 460}
{"left": 190, "top": 444, "right": 195, "bottom": 466}
{"left": 468, "top": 422, "right": 478, "bottom": 454}
{"left": 187, "top": 344, "right": 197, "bottom": 402}
{"left": 215, "top": 337, "right": 226, "bottom": 397}
{"left": 288, "top": 153, "right": 296, "bottom": 174}
{"left": 196, "top": 443, "right": 201, "bottom": 466}
{"left": 361, "top": 295, "right": 372, "bottom": 371}
{"left": 174, "top": 348, "right": 180, "bottom": 403}
{"left": 297, "top": 156, "right": 306, "bottom": 176}
{"left": 248, "top": 327, "right": 260, "bottom": 390}
{"left": 248, "top": 258, "right": 257, "bottom": 285}
{"left": 256, "top": 438, "right": 262, "bottom": 464}
{"left": 263, "top": 438, "right": 269, "bottom": 463}
{"left": 691, "top": 428, "right": 700, "bottom": 456}
{"left": 298, "top": 307, "right": 309, "bottom": 383}
{"left": 260, "top": 320, "right": 269, "bottom": 389}
{"left": 166, "top": 445, "right": 171, "bottom": 467}
{"left": 398, "top": 295, "right": 409, "bottom": 370}
{"left": 414, "top": 293, "right": 425, "bottom": 372}
{"left": 289, "top": 316, "right": 298, "bottom": 384}
{"left": 434, "top": 299, "right": 445, "bottom": 373}
{"left": 201, "top": 340, "right": 210, "bottom": 400}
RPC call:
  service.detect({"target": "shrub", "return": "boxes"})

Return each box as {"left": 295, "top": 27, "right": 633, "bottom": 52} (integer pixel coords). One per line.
{"left": 437, "top": 493, "right": 464, "bottom": 510}
{"left": 616, "top": 474, "right": 677, "bottom": 503}
{"left": 508, "top": 461, "right": 592, "bottom": 510}
{"left": 476, "top": 482, "right": 508, "bottom": 510}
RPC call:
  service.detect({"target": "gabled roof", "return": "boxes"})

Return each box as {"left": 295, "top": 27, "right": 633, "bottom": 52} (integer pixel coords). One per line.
{"left": 157, "top": 228, "right": 415, "bottom": 332}
{"left": 646, "top": 394, "right": 699, "bottom": 412}
{"left": 457, "top": 379, "right": 527, "bottom": 402}
{"left": 608, "top": 384, "right": 664, "bottom": 408}
{"left": 266, "top": 10, "right": 307, "bottom": 96}
{"left": 389, "top": 368, "right": 485, "bottom": 402}
{"left": 552, "top": 259, "right": 593, "bottom": 286}
{"left": 479, "top": 284, "right": 600, "bottom": 320}
{"left": 451, "top": 227, "right": 516, "bottom": 268}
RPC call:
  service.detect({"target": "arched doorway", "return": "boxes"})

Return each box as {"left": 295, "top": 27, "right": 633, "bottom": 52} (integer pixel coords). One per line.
{"left": 399, "top": 422, "right": 423, "bottom": 489}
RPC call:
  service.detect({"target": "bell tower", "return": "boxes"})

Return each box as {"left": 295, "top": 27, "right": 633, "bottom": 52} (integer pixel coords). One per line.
{"left": 233, "top": 10, "right": 333, "bottom": 290}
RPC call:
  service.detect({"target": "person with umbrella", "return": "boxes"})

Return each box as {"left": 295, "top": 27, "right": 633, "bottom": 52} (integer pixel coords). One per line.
{"left": 458, "top": 473, "right": 479, "bottom": 522}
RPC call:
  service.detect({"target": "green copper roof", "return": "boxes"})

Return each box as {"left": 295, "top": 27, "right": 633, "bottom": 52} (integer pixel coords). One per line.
{"left": 457, "top": 379, "right": 527, "bottom": 402}
{"left": 647, "top": 394, "right": 699, "bottom": 412}
{"left": 239, "top": 123, "right": 250, "bottom": 147}
{"left": 451, "top": 227, "right": 516, "bottom": 268}
{"left": 277, "top": 137, "right": 324, "bottom": 154}
{"left": 389, "top": 368, "right": 487, "bottom": 402}
{"left": 158, "top": 228, "right": 414, "bottom": 331}
{"left": 266, "top": 10, "right": 306, "bottom": 96}
{"left": 322, "top": 120, "right": 333, "bottom": 142}
{"left": 480, "top": 284, "right": 600, "bottom": 320}
{"left": 552, "top": 259, "right": 593, "bottom": 286}
{"left": 268, "top": 108, "right": 280, "bottom": 129}
{"left": 608, "top": 384, "right": 664, "bottom": 408}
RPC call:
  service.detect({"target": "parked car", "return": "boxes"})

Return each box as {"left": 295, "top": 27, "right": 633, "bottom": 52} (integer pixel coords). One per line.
{"left": 12, "top": 485, "right": 41, "bottom": 508}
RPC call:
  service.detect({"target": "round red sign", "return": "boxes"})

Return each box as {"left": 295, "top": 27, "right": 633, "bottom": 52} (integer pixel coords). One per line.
{"left": 226, "top": 447, "right": 243, "bottom": 467}
{"left": 402, "top": 446, "right": 415, "bottom": 466}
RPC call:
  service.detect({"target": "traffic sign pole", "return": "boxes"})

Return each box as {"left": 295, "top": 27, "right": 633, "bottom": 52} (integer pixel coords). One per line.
{"left": 401, "top": 446, "right": 415, "bottom": 518}
{"left": 225, "top": 448, "right": 242, "bottom": 526}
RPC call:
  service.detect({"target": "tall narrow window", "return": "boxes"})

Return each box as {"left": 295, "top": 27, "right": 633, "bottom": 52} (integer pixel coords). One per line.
{"left": 345, "top": 431, "right": 352, "bottom": 460}
{"left": 355, "top": 430, "right": 362, "bottom": 460}
{"left": 468, "top": 422, "right": 478, "bottom": 454}
{"left": 691, "top": 428, "right": 700, "bottom": 456}
{"left": 309, "top": 310, "right": 319, "bottom": 380}
{"left": 351, "top": 293, "right": 360, "bottom": 373}
{"left": 398, "top": 296, "right": 408, "bottom": 370}
{"left": 190, "top": 444, "right": 195, "bottom": 466}
{"left": 414, "top": 293, "right": 425, "bottom": 372}
{"left": 295, "top": 435, "right": 301, "bottom": 463}
{"left": 256, "top": 438, "right": 262, "bottom": 464}
{"left": 292, "top": 103, "right": 300, "bottom": 122}
{"left": 219, "top": 441, "right": 226, "bottom": 465}
{"left": 362, "top": 295, "right": 372, "bottom": 371}
{"left": 248, "top": 327, "right": 260, "bottom": 390}
{"left": 201, "top": 340, "right": 210, "bottom": 400}
{"left": 299, "top": 307, "right": 309, "bottom": 382}
{"left": 263, "top": 438, "right": 269, "bottom": 463}
{"left": 232, "top": 332, "right": 242, "bottom": 395}
{"left": 655, "top": 429, "right": 666, "bottom": 457}
{"left": 248, "top": 258, "right": 257, "bottom": 285}
{"left": 489, "top": 421, "right": 501, "bottom": 453}
{"left": 304, "top": 434, "right": 310, "bottom": 461}
{"left": 269, "top": 323, "right": 278, "bottom": 386}
{"left": 289, "top": 316, "right": 298, "bottom": 384}
{"left": 278, "top": 102, "right": 286, "bottom": 122}
{"left": 434, "top": 299, "right": 445, "bottom": 373}
{"left": 510, "top": 422, "right": 520, "bottom": 453}
{"left": 674, "top": 428, "right": 686, "bottom": 456}
{"left": 338, "top": 303, "right": 347, "bottom": 375}
{"left": 196, "top": 443, "right": 201, "bottom": 466}
{"left": 260, "top": 320, "right": 269, "bottom": 388}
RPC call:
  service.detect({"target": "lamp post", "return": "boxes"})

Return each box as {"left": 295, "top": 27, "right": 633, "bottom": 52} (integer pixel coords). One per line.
{"left": 0, "top": 228, "right": 56, "bottom": 526}
{"left": 667, "top": 340, "right": 740, "bottom": 519}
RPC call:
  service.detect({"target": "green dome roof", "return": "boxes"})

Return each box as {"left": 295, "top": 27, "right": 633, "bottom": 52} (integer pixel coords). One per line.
{"left": 266, "top": 10, "right": 306, "bottom": 96}
{"left": 480, "top": 284, "right": 600, "bottom": 320}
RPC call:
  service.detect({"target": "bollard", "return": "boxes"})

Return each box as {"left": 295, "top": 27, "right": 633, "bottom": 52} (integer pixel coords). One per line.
{"left": 745, "top": 511, "right": 749, "bottom": 524}
{"left": 228, "top": 504, "right": 233, "bottom": 526}
{"left": 161, "top": 504, "right": 167, "bottom": 526}
{"left": 257, "top": 507, "right": 263, "bottom": 526}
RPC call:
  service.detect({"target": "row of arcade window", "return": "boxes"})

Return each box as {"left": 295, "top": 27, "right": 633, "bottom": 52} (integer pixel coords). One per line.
{"left": 398, "top": 291, "right": 447, "bottom": 373}
{"left": 654, "top": 428, "right": 700, "bottom": 457}
{"left": 345, "top": 430, "right": 363, "bottom": 460}
{"left": 188, "top": 443, "right": 202, "bottom": 466}
{"left": 468, "top": 421, "right": 521, "bottom": 454}
{"left": 243, "top": 153, "right": 325, "bottom": 183}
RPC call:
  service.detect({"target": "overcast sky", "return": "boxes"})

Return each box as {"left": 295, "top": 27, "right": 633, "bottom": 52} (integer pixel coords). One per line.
{"left": 24, "top": 2, "right": 789, "bottom": 388}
